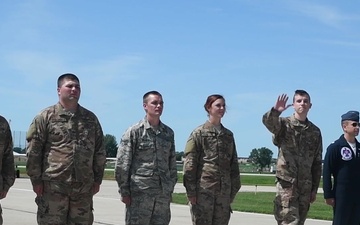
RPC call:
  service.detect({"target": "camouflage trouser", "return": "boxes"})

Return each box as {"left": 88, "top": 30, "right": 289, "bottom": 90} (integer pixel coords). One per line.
{"left": 0, "top": 204, "right": 3, "bottom": 225}
{"left": 125, "top": 191, "right": 171, "bottom": 225}
{"left": 36, "top": 181, "right": 94, "bottom": 225}
{"left": 190, "top": 190, "right": 231, "bottom": 225}
{"left": 274, "top": 179, "right": 311, "bottom": 225}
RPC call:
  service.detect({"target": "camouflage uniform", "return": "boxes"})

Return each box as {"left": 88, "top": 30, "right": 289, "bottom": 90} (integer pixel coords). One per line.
{"left": 0, "top": 115, "right": 15, "bottom": 225}
{"left": 262, "top": 108, "right": 323, "bottom": 225}
{"left": 115, "top": 118, "right": 177, "bottom": 225}
{"left": 183, "top": 121, "right": 241, "bottom": 225}
{"left": 26, "top": 103, "right": 106, "bottom": 225}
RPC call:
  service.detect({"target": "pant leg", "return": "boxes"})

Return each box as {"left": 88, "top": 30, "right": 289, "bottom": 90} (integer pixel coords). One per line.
{"left": 126, "top": 192, "right": 155, "bottom": 225}
{"left": 350, "top": 203, "right": 360, "bottom": 225}
{"left": 0, "top": 204, "right": 3, "bottom": 225}
{"left": 89, "top": 202, "right": 94, "bottom": 225}
{"left": 150, "top": 192, "right": 171, "bottom": 225}
{"left": 273, "top": 179, "right": 300, "bottom": 225}
{"left": 298, "top": 190, "right": 310, "bottom": 225}
{"left": 333, "top": 196, "right": 360, "bottom": 225}
{"left": 190, "top": 191, "right": 215, "bottom": 225}
{"left": 212, "top": 195, "right": 231, "bottom": 225}
{"left": 68, "top": 192, "right": 93, "bottom": 225}
{"left": 37, "top": 182, "right": 69, "bottom": 225}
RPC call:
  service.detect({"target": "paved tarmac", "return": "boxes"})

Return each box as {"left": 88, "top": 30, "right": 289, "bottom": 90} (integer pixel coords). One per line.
{"left": 2, "top": 178, "right": 331, "bottom": 224}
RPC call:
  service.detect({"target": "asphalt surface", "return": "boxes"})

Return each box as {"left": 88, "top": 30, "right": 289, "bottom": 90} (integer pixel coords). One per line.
{"left": 2, "top": 179, "right": 331, "bottom": 225}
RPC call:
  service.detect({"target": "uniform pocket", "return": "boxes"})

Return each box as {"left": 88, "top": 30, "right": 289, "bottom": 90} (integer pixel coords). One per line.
{"left": 275, "top": 178, "right": 293, "bottom": 207}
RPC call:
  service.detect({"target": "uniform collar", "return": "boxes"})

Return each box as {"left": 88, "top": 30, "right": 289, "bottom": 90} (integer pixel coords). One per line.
{"left": 143, "top": 117, "right": 165, "bottom": 132}
{"left": 56, "top": 102, "right": 82, "bottom": 117}
{"left": 289, "top": 114, "right": 310, "bottom": 128}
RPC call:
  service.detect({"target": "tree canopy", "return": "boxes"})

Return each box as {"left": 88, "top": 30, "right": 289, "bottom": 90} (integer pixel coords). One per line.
{"left": 103, "top": 134, "right": 118, "bottom": 157}
{"left": 248, "top": 147, "right": 273, "bottom": 172}
{"left": 175, "top": 151, "right": 184, "bottom": 161}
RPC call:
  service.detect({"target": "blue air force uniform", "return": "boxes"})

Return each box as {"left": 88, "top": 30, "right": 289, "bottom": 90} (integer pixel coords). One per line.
{"left": 323, "top": 111, "right": 360, "bottom": 225}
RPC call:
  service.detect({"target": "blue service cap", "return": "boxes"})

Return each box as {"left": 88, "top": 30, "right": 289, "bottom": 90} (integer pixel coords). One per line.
{"left": 341, "top": 110, "right": 360, "bottom": 122}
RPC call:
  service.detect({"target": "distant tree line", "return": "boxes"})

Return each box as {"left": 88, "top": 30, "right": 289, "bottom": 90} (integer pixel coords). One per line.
{"left": 12, "top": 134, "right": 120, "bottom": 157}
{"left": 14, "top": 134, "right": 275, "bottom": 171}
{"left": 13, "top": 147, "right": 26, "bottom": 154}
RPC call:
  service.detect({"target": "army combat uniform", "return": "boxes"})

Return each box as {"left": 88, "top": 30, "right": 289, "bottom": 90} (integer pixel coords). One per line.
{"left": 0, "top": 115, "right": 15, "bottom": 225}
{"left": 263, "top": 108, "right": 322, "bottom": 225}
{"left": 115, "top": 118, "right": 177, "bottom": 225}
{"left": 183, "top": 121, "right": 241, "bottom": 225}
{"left": 26, "top": 103, "right": 106, "bottom": 225}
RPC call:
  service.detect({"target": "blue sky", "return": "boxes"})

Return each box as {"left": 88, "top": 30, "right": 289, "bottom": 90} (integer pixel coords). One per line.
{"left": 1, "top": 0, "right": 359, "bottom": 157}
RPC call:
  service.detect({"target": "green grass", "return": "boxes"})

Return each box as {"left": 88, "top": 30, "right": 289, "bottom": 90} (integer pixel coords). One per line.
{"left": 171, "top": 173, "right": 277, "bottom": 185}
{"left": 19, "top": 166, "right": 331, "bottom": 220}
{"left": 172, "top": 192, "right": 333, "bottom": 221}
{"left": 18, "top": 169, "right": 323, "bottom": 187}
{"left": 240, "top": 175, "right": 276, "bottom": 186}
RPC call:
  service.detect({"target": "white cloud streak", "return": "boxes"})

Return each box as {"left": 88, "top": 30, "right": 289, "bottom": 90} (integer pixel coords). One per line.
{"left": 287, "top": 1, "right": 360, "bottom": 28}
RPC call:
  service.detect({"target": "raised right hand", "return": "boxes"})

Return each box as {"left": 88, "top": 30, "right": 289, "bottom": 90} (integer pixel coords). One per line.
{"left": 275, "top": 94, "right": 292, "bottom": 112}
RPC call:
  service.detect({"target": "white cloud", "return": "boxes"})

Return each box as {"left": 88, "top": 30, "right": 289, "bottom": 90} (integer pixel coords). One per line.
{"left": 4, "top": 51, "right": 66, "bottom": 84}
{"left": 287, "top": 1, "right": 360, "bottom": 28}
{"left": 317, "top": 39, "right": 360, "bottom": 48}
{"left": 77, "top": 55, "right": 144, "bottom": 82}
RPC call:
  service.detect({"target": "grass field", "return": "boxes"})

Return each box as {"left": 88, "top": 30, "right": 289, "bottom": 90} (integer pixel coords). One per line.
{"left": 17, "top": 167, "right": 323, "bottom": 187}
{"left": 172, "top": 192, "right": 333, "bottom": 221}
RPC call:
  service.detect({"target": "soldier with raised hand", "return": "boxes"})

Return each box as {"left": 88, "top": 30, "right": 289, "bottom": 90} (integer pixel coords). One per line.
{"left": 0, "top": 115, "right": 15, "bottom": 225}
{"left": 26, "top": 73, "right": 106, "bottom": 225}
{"left": 262, "top": 90, "right": 323, "bottom": 225}
{"left": 115, "top": 90, "right": 177, "bottom": 225}
{"left": 323, "top": 111, "right": 360, "bottom": 225}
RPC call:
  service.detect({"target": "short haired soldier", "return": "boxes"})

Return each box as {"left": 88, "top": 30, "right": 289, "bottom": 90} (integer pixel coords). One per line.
{"left": 262, "top": 90, "right": 323, "bottom": 225}
{"left": 26, "top": 73, "right": 106, "bottom": 225}
{"left": 115, "top": 91, "right": 177, "bottom": 225}
{"left": 0, "top": 115, "right": 15, "bottom": 225}
{"left": 323, "top": 111, "right": 360, "bottom": 225}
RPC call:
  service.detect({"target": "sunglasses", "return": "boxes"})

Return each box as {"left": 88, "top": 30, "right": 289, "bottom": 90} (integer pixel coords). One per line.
{"left": 351, "top": 122, "right": 360, "bottom": 127}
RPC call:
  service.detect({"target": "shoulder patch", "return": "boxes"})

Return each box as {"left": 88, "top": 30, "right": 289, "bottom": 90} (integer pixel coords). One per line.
{"left": 341, "top": 147, "right": 353, "bottom": 161}
{"left": 184, "top": 137, "right": 196, "bottom": 154}
{"left": 26, "top": 122, "right": 37, "bottom": 141}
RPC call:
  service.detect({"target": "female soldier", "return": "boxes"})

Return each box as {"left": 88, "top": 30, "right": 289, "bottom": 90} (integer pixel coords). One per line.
{"left": 183, "top": 94, "right": 241, "bottom": 225}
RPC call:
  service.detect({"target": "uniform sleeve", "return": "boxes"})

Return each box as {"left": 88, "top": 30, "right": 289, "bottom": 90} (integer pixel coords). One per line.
{"left": 115, "top": 128, "right": 134, "bottom": 197}
{"left": 26, "top": 115, "right": 47, "bottom": 186}
{"left": 168, "top": 134, "right": 178, "bottom": 192}
{"left": 183, "top": 132, "right": 199, "bottom": 197}
{"left": 262, "top": 107, "right": 283, "bottom": 135}
{"left": 93, "top": 120, "right": 106, "bottom": 184}
{"left": 323, "top": 143, "right": 336, "bottom": 199}
{"left": 1, "top": 121, "right": 15, "bottom": 192}
{"left": 230, "top": 141, "right": 241, "bottom": 201}
{"left": 311, "top": 132, "right": 323, "bottom": 193}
